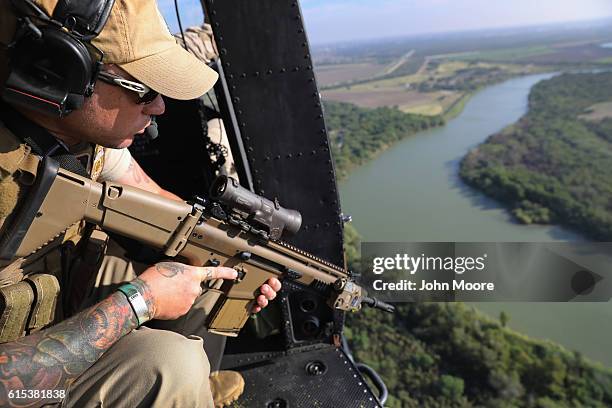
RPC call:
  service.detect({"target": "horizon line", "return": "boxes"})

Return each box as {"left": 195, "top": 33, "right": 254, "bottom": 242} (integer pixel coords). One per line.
{"left": 309, "top": 15, "right": 612, "bottom": 48}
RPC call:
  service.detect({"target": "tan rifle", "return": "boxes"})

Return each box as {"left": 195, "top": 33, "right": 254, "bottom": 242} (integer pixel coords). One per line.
{"left": 0, "top": 157, "right": 394, "bottom": 336}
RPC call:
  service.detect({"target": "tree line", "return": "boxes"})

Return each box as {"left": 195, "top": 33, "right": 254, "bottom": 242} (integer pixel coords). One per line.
{"left": 460, "top": 72, "right": 612, "bottom": 240}
{"left": 326, "top": 87, "right": 612, "bottom": 405}
{"left": 342, "top": 224, "right": 612, "bottom": 407}
{"left": 324, "top": 100, "right": 444, "bottom": 180}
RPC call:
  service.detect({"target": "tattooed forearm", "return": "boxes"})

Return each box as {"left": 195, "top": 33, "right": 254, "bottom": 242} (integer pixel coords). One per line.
{"left": 0, "top": 292, "right": 139, "bottom": 407}
{"left": 155, "top": 262, "right": 187, "bottom": 278}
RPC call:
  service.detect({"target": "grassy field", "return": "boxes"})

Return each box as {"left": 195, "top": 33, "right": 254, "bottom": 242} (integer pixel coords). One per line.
{"left": 322, "top": 88, "right": 428, "bottom": 108}
{"left": 450, "top": 42, "right": 612, "bottom": 65}
{"left": 451, "top": 45, "right": 555, "bottom": 62}
{"left": 314, "top": 52, "right": 423, "bottom": 89}
{"left": 314, "top": 62, "right": 385, "bottom": 87}
{"left": 321, "top": 60, "right": 541, "bottom": 116}
{"left": 322, "top": 88, "right": 460, "bottom": 115}
{"left": 317, "top": 37, "right": 612, "bottom": 119}
{"left": 524, "top": 43, "right": 612, "bottom": 64}
{"left": 400, "top": 91, "right": 462, "bottom": 115}
{"left": 579, "top": 101, "right": 612, "bottom": 121}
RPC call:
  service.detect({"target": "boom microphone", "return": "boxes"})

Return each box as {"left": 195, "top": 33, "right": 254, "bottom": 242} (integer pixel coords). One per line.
{"left": 144, "top": 116, "right": 158, "bottom": 140}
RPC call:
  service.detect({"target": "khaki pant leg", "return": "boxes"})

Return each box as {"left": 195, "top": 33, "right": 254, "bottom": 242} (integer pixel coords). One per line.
{"left": 62, "top": 327, "right": 214, "bottom": 408}
{"left": 147, "top": 289, "right": 227, "bottom": 372}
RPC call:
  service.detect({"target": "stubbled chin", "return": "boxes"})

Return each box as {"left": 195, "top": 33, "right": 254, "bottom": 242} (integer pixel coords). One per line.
{"left": 117, "top": 140, "right": 134, "bottom": 149}
{"left": 106, "top": 135, "right": 136, "bottom": 149}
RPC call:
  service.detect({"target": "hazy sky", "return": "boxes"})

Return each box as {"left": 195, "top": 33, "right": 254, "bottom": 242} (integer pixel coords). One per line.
{"left": 160, "top": 0, "right": 612, "bottom": 44}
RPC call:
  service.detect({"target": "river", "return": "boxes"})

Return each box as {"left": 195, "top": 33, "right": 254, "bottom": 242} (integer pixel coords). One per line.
{"left": 339, "top": 73, "right": 612, "bottom": 366}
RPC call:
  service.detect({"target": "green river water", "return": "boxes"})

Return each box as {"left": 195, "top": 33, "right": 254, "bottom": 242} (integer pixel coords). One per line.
{"left": 339, "top": 73, "right": 612, "bottom": 367}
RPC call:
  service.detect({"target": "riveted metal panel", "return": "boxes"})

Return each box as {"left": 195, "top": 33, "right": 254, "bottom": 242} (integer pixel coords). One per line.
{"left": 203, "top": 0, "right": 344, "bottom": 267}
{"left": 221, "top": 344, "right": 383, "bottom": 408}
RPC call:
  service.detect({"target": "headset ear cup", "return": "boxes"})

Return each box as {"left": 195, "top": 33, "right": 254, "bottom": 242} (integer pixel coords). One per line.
{"left": 4, "top": 25, "right": 94, "bottom": 116}
{"left": 50, "top": 28, "right": 94, "bottom": 94}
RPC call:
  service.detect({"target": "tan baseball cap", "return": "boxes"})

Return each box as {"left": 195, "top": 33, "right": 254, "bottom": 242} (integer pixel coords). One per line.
{"left": 3, "top": 0, "right": 218, "bottom": 100}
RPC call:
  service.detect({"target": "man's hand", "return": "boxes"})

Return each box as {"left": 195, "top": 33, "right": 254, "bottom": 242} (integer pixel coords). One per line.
{"left": 138, "top": 262, "right": 237, "bottom": 320}
{"left": 253, "top": 278, "right": 282, "bottom": 313}
{"left": 137, "top": 262, "right": 282, "bottom": 320}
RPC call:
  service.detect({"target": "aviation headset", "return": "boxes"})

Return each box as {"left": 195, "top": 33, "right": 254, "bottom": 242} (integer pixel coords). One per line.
{"left": 2, "top": 0, "right": 116, "bottom": 117}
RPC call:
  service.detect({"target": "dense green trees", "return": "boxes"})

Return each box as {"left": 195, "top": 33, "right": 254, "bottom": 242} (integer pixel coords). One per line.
{"left": 342, "top": 225, "right": 612, "bottom": 407}
{"left": 324, "top": 101, "right": 443, "bottom": 179}
{"left": 328, "top": 80, "right": 612, "bottom": 405}
{"left": 418, "top": 65, "right": 513, "bottom": 92}
{"left": 460, "top": 72, "right": 612, "bottom": 240}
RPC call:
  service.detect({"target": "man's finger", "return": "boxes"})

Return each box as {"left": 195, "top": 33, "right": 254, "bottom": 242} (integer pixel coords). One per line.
{"left": 256, "top": 294, "right": 268, "bottom": 308}
{"left": 199, "top": 266, "right": 237, "bottom": 282}
{"left": 267, "top": 278, "right": 282, "bottom": 292}
{"left": 261, "top": 284, "right": 276, "bottom": 301}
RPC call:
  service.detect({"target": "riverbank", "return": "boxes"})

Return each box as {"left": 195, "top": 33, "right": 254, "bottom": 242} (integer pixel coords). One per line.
{"left": 338, "top": 73, "right": 612, "bottom": 406}
{"left": 325, "top": 85, "right": 494, "bottom": 181}
{"left": 338, "top": 73, "right": 612, "bottom": 366}
{"left": 323, "top": 101, "right": 444, "bottom": 180}
{"left": 325, "top": 67, "right": 565, "bottom": 182}
{"left": 460, "top": 71, "right": 612, "bottom": 241}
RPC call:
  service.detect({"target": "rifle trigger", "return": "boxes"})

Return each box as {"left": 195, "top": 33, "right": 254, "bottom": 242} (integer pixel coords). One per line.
{"left": 235, "top": 268, "right": 246, "bottom": 281}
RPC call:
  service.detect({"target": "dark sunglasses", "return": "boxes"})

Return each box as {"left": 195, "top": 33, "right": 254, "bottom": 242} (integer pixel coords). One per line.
{"left": 97, "top": 71, "right": 160, "bottom": 104}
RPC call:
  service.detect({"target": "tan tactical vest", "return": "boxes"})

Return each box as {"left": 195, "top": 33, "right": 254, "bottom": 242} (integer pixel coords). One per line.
{"left": 0, "top": 120, "right": 105, "bottom": 343}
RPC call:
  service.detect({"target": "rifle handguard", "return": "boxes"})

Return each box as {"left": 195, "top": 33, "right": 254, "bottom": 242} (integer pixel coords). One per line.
{"left": 11, "top": 164, "right": 387, "bottom": 337}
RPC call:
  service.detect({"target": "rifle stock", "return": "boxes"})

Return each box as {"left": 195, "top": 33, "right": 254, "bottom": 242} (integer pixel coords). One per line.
{"left": 8, "top": 158, "right": 393, "bottom": 337}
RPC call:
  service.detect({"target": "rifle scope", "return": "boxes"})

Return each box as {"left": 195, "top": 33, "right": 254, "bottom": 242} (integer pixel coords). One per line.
{"left": 210, "top": 175, "right": 302, "bottom": 240}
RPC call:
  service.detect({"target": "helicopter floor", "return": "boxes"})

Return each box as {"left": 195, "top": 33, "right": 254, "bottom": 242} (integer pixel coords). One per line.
{"left": 220, "top": 343, "right": 382, "bottom": 408}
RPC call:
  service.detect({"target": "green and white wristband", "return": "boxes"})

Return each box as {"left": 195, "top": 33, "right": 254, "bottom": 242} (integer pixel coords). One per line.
{"left": 117, "top": 283, "right": 151, "bottom": 326}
